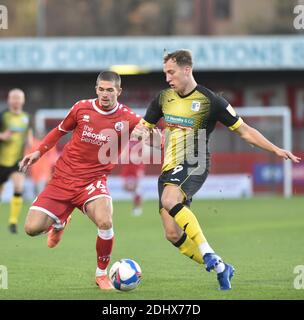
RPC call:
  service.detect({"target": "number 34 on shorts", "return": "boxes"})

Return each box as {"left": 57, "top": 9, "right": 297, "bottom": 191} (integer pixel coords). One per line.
{"left": 85, "top": 180, "right": 108, "bottom": 195}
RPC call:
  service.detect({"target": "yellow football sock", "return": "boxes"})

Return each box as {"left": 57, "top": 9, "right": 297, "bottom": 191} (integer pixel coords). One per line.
{"left": 174, "top": 233, "right": 203, "bottom": 264}
{"left": 169, "top": 203, "right": 207, "bottom": 247}
{"left": 9, "top": 195, "right": 23, "bottom": 224}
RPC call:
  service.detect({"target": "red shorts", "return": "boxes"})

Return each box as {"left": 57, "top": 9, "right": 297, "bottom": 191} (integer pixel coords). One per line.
{"left": 30, "top": 174, "right": 110, "bottom": 228}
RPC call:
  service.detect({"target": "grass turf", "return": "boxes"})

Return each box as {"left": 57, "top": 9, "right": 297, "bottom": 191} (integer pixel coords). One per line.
{"left": 0, "top": 197, "right": 303, "bottom": 300}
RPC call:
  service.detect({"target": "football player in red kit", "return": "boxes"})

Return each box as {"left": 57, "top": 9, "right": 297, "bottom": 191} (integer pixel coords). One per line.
{"left": 19, "top": 71, "right": 141, "bottom": 290}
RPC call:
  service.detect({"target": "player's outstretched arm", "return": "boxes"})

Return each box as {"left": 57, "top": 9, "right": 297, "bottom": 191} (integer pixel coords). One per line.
{"left": 19, "top": 127, "right": 67, "bottom": 172}
{"left": 19, "top": 151, "right": 41, "bottom": 173}
{"left": 235, "top": 122, "right": 301, "bottom": 163}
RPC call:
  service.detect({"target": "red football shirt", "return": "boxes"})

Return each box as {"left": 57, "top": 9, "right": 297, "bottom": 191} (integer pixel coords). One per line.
{"left": 53, "top": 99, "right": 141, "bottom": 180}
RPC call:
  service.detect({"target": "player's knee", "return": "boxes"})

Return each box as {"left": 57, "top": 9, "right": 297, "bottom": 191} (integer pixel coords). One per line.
{"left": 24, "top": 223, "right": 42, "bottom": 237}
{"left": 96, "top": 220, "right": 112, "bottom": 230}
{"left": 161, "top": 195, "right": 179, "bottom": 211}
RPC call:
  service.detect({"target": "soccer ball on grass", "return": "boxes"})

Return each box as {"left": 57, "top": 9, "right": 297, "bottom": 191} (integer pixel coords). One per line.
{"left": 109, "top": 259, "right": 141, "bottom": 291}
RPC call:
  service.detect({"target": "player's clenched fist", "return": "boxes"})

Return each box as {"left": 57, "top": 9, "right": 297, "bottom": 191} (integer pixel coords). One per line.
{"left": 130, "top": 121, "right": 150, "bottom": 141}
{"left": 19, "top": 150, "right": 41, "bottom": 173}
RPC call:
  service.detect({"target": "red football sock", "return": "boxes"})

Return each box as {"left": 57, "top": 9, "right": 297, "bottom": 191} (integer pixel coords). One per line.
{"left": 134, "top": 193, "right": 141, "bottom": 208}
{"left": 96, "top": 229, "right": 114, "bottom": 270}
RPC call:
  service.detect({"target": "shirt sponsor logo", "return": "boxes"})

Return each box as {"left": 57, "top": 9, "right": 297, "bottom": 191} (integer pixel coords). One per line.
{"left": 164, "top": 114, "right": 194, "bottom": 128}
{"left": 9, "top": 125, "right": 27, "bottom": 132}
{"left": 81, "top": 125, "right": 109, "bottom": 145}
{"left": 22, "top": 116, "right": 29, "bottom": 124}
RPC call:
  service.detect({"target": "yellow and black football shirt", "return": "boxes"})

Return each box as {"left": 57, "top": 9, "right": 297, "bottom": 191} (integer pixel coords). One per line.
{"left": 142, "top": 85, "right": 243, "bottom": 172}
{"left": 0, "top": 109, "right": 31, "bottom": 167}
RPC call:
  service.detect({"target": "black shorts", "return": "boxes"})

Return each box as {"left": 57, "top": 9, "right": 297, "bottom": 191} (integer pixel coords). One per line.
{"left": 0, "top": 163, "right": 20, "bottom": 185}
{"left": 158, "top": 162, "right": 209, "bottom": 210}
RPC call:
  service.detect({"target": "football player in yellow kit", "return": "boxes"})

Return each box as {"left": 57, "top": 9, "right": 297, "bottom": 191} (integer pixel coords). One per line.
{"left": 0, "top": 88, "right": 32, "bottom": 233}
{"left": 132, "top": 49, "right": 301, "bottom": 290}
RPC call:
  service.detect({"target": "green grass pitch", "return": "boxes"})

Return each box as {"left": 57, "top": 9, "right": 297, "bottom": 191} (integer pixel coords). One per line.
{"left": 0, "top": 197, "right": 303, "bottom": 300}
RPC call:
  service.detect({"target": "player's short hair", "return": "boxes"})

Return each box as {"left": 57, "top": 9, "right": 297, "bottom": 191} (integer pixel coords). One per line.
{"left": 163, "top": 49, "right": 193, "bottom": 67}
{"left": 96, "top": 71, "right": 121, "bottom": 88}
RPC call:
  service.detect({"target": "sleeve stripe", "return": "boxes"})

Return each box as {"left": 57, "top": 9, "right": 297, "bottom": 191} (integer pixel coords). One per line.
{"left": 58, "top": 122, "right": 70, "bottom": 132}
{"left": 229, "top": 117, "right": 243, "bottom": 131}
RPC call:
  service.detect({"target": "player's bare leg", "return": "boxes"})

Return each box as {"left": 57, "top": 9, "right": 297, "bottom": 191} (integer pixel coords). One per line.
{"left": 86, "top": 196, "right": 114, "bottom": 290}
{"left": 24, "top": 209, "right": 55, "bottom": 236}
{"left": 160, "top": 208, "right": 183, "bottom": 243}
{"left": 24, "top": 208, "right": 71, "bottom": 248}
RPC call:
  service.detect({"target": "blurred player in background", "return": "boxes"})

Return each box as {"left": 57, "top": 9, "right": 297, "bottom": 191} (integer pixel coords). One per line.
{"left": 132, "top": 49, "right": 301, "bottom": 290}
{"left": 19, "top": 71, "right": 142, "bottom": 290}
{"left": 26, "top": 135, "right": 59, "bottom": 196}
{"left": 0, "top": 88, "right": 33, "bottom": 234}
{"left": 119, "top": 140, "right": 145, "bottom": 216}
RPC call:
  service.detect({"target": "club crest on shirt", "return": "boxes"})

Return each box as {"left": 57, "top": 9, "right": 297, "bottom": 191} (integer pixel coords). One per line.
{"left": 22, "top": 116, "right": 29, "bottom": 124}
{"left": 191, "top": 101, "right": 200, "bottom": 112}
{"left": 114, "top": 121, "right": 124, "bottom": 131}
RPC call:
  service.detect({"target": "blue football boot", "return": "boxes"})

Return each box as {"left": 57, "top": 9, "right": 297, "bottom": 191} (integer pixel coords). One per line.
{"left": 203, "top": 253, "right": 235, "bottom": 290}
{"left": 217, "top": 263, "right": 235, "bottom": 290}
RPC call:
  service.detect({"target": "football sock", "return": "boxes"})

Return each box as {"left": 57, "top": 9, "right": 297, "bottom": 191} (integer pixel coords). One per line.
{"left": 8, "top": 193, "right": 23, "bottom": 224}
{"left": 173, "top": 232, "right": 203, "bottom": 264}
{"left": 134, "top": 193, "right": 141, "bottom": 208}
{"left": 214, "top": 263, "right": 225, "bottom": 273}
{"left": 199, "top": 242, "right": 215, "bottom": 256}
{"left": 96, "top": 228, "right": 114, "bottom": 274}
{"left": 169, "top": 203, "right": 214, "bottom": 257}
{"left": 203, "top": 253, "right": 226, "bottom": 273}
{"left": 96, "top": 267, "right": 107, "bottom": 277}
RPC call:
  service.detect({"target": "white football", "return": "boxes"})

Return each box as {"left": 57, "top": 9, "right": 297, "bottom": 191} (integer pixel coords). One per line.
{"left": 109, "top": 259, "right": 142, "bottom": 291}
